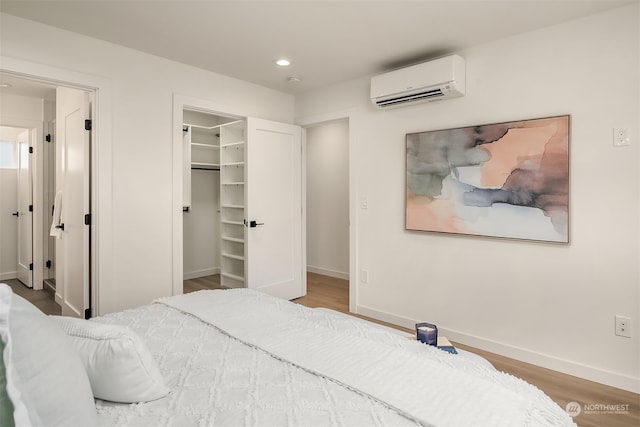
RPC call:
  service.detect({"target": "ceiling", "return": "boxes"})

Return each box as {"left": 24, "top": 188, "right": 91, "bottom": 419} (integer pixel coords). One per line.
{"left": 0, "top": 0, "right": 635, "bottom": 95}
{"left": 0, "top": 74, "right": 57, "bottom": 100}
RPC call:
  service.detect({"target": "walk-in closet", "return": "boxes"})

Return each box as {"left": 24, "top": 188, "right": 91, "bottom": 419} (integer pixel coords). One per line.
{"left": 182, "top": 109, "right": 246, "bottom": 288}
{"left": 177, "top": 97, "right": 305, "bottom": 300}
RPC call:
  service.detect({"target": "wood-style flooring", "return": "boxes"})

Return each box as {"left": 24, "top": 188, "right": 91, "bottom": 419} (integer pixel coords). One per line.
{"left": 6, "top": 274, "right": 638, "bottom": 427}
{"left": 4, "top": 278, "right": 61, "bottom": 315}
{"left": 296, "top": 273, "right": 640, "bottom": 427}
{"left": 183, "top": 274, "right": 226, "bottom": 293}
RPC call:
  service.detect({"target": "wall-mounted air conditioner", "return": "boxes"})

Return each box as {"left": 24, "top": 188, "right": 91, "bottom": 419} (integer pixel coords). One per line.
{"left": 370, "top": 54, "right": 466, "bottom": 108}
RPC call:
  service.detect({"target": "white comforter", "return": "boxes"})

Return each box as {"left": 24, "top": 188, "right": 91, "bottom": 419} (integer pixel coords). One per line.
{"left": 95, "top": 289, "right": 575, "bottom": 427}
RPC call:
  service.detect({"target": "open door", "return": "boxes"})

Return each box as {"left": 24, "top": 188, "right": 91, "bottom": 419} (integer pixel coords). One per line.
{"left": 16, "top": 129, "right": 33, "bottom": 287}
{"left": 55, "top": 87, "right": 90, "bottom": 318}
{"left": 245, "top": 118, "right": 305, "bottom": 300}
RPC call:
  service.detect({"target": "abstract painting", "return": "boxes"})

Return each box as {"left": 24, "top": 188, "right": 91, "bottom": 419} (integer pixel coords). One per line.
{"left": 406, "top": 115, "right": 569, "bottom": 243}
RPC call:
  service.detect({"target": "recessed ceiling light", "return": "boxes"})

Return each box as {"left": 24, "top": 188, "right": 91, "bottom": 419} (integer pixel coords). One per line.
{"left": 275, "top": 59, "right": 291, "bottom": 67}
{"left": 0, "top": 83, "right": 12, "bottom": 88}
{"left": 287, "top": 76, "right": 302, "bottom": 83}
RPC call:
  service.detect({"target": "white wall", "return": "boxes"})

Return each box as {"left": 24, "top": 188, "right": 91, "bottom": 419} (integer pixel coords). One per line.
{"left": 0, "top": 13, "right": 295, "bottom": 313}
{"left": 306, "top": 120, "right": 349, "bottom": 279}
{"left": 296, "top": 4, "right": 640, "bottom": 392}
{"left": 183, "top": 169, "right": 220, "bottom": 279}
{"left": 0, "top": 93, "right": 43, "bottom": 122}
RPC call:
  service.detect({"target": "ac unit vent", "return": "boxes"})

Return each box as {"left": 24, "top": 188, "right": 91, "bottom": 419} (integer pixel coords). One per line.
{"left": 375, "top": 88, "right": 445, "bottom": 108}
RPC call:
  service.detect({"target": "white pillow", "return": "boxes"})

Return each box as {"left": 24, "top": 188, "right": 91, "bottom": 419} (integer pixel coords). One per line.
{"left": 0, "top": 338, "right": 17, "bottom": 427}
{"left": 0, "top": 283, "right": 96, "bottom": 427}
{"left": 52, "top": 316, "right": 170, "bottom": 403}
{"left": 0, "top": 286, "right": 23, "bottom": 427}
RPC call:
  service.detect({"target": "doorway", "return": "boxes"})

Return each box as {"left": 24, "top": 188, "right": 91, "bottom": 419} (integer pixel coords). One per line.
{"left": 182, "top": 109, "right": 238, "bottom": 293}
{"left": 304, "top": 119, "right": 350, "bottom": 309}
{"left": 173, "top": 94, "right": 306, "bottom": 301}
{"left": 0, "top": 126, "right": 34, "bottom": 287}
{"left": 0, "top": 75, "right": 51, "bottom": 292}
{"left": 305, "top": 120, "right": 349, "bottom": 279}
{"left": 0, "top": 72, "right": 94, "bottom": 318}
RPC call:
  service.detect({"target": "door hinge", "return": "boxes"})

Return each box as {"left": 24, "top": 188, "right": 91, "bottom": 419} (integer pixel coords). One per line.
{"left": 29, "top": 263, "right": 33, "bottom": 271}
{"left": 28, "top": 205, "right": 33, "bottom": 212}
{"left": 84, "top": 308, "right": 91, "bottom": 320}
{"left": 84, "top": 119, "right": 92, "bottom": 131}
{"left": 28, "top": 146, "right": 33, "bottom": 154}
{"left": 45, "top": 134, "right": 52, "bottom": 142}
{"left": 84, "top": 213, "right": 91, "bottom": 225}
{"left": 46, "top": 260, "right": 52, "bottom": 269}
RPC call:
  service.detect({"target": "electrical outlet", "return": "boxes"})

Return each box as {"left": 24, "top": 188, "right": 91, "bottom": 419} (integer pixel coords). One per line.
{"left": 615, "top": 315, "right": 632, "bottom": 338}
{"left": 613, "top": 127, "right": 630, "bottom": 147}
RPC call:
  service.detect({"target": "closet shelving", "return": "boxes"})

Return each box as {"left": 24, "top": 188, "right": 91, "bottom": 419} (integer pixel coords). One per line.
{"left": 186, "top": 124, "right": 221, "bottom": 170}
{"left": 183, "top": 123, "right": 221, "bottom": 211}
{"left": 182, "top": 116, "right": 246, "bottom": 288}
{"left": 219, "top": 120, "right": 246, "bottom": 288}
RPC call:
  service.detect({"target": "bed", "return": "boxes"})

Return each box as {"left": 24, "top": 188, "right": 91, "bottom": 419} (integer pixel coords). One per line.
{"left": 1, "top": 284, "right": 576, "bottom": 426}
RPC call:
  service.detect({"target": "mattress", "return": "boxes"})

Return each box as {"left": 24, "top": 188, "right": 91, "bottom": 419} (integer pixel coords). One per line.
{"left": 93, "top": 289, "right": 575, "bottom": 427}
{"left": 93, "top": 298, "right": 421, "bottom": 427}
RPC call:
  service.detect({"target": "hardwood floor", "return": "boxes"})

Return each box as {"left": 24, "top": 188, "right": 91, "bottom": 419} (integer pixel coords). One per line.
{"left": 7, "top": 273, "right": 638, "bottom": 426}
{"left": 183, "top": 274, "right": 226, "bottom": 293}
{"left": 297, "top": 272, "right": 639, "bottom": 427}
{"left": 4, "top": 278, "right": 61, "bottom": 315}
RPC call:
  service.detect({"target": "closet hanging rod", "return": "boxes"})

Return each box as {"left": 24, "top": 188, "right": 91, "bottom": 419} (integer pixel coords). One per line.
{"left": 191, "top": 167, "right": 220, "bottom": 171}
{"left": 183, "top": 119, "right": 243, "bottom": 131}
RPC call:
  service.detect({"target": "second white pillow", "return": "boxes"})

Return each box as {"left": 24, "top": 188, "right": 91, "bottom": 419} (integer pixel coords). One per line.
{"left": 52, "top": 316, "right": 170, "bottom": 403}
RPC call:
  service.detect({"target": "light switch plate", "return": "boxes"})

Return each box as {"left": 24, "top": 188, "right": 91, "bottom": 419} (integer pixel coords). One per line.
{"left": 613, "top": 127, "right": 631, "bottom": 147}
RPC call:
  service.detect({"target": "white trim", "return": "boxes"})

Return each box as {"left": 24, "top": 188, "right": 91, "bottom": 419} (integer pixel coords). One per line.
{"left": 29, "top": 126, "right": 42, "bottom": 290}
{"left": 1, "top": 55, "right": 113, "bottom": 316}
{"left": 183, "top": 268, "right": 220, "bottom": 281}
{"left": 295, "top": 108, "right": 356, "bottom": 128}
{"left": 0, "top": 272, "right": 17, "bottom": 281}
{"left": 356, "top": 304, "right": 640, "bottom": 394}
{"left": 184, "top": 120, "right": 243, "bottom": 130}
{"left": 172, "top": 97, "right": 184, "bottom": 296}
{"left": 301, "top": 128, "right": 308, "bottom": 296}
{"left": 25, "top": 126, "right": 40, "bottom": 289}
{"left": 42, "top": 119, "right": 55, "bottom": 285}
{"left": 307, "top": 265, "right": 349, "bottom": 281}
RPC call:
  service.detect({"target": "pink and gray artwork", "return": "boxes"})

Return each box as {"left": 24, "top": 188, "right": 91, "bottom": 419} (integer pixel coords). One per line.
{"left": 406, "top": 115, "right": 569, "bottom": 243}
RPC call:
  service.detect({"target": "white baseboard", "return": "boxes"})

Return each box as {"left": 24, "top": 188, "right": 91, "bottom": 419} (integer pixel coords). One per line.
{"left": 356, "top": 304, "right": 640, "bottom": 394}
{"left": 0, "top": 271, "right": 17, "bottom": 281}
{"left": 183, "top": 267, "right": 220, "bottom": 281}
{"left": 307, "top": 265, "right": 349, "bottom": 280}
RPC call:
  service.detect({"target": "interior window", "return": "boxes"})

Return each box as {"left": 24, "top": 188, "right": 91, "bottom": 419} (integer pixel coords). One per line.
{"left": 0, "top": 140, "right": 17, "bottom": 169}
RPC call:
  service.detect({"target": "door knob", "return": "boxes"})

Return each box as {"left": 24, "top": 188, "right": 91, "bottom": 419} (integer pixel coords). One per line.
{"left": 55, "top": 223, "right": 65, "bottom": 231}
{"left": 12, "top": 212, "right": 19, "bottom": 217}
{"left": 244, "top": 219, "right": 264, "bottom": 228}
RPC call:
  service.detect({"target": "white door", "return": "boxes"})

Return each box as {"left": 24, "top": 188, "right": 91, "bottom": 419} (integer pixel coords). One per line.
{"left": 245, "top": 118, "right": 305, "bottom": 300}
{"left": 16, "top": 129, "right": 32, "bottom": 287}
{"left": 55, "top": 87, "right": 90, "bottom": 318}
